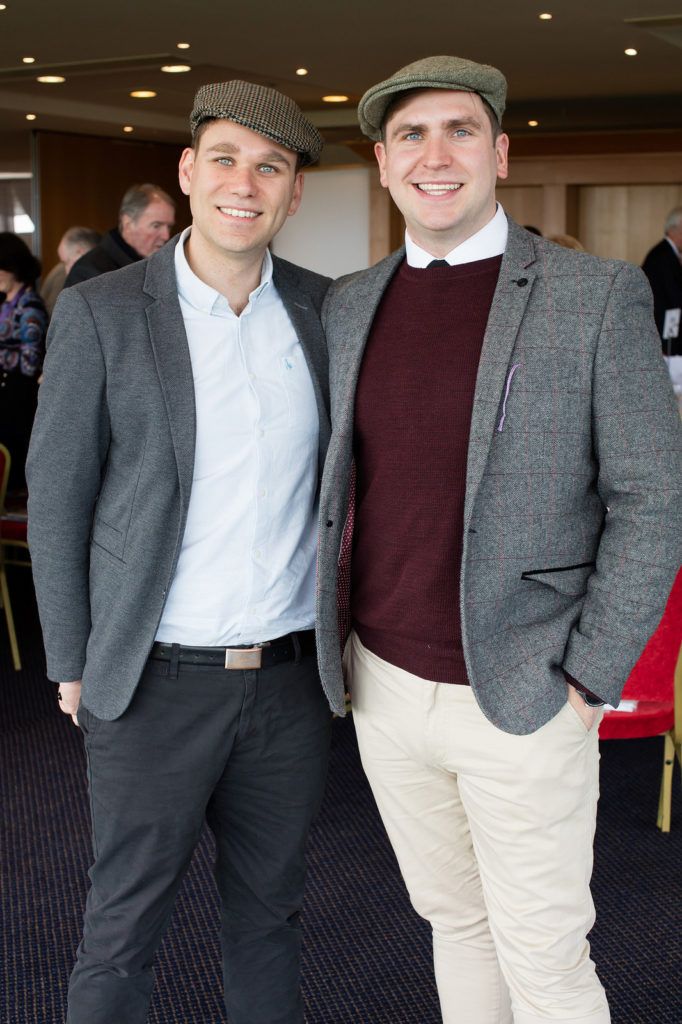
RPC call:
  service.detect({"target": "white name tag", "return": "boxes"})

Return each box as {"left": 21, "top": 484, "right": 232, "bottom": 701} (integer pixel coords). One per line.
{"left": 663, "top": 308, "right": 680, "bottom": 340}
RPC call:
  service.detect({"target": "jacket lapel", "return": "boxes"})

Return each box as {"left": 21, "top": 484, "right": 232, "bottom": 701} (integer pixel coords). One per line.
{"left": 464, "top": 219, "right": 537, "bottom": 529}
{"left": 272, "top": 256, "right": 331, "bottom": 475}
{"left": 143, "top": 239, "right": 196, "bottom": 514}
{"left": 332, "top": 248, "right": 404, "bottom": 435}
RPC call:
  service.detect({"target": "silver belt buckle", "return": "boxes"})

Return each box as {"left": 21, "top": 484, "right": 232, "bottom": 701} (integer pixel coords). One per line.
{"left": 224, "top": 643, "right": 269, "bottom": 670}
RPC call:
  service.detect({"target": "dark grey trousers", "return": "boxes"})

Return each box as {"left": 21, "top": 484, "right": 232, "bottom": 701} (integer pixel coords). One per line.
{"left": 67, "top": 646, "right": 332, "bottom": 1024}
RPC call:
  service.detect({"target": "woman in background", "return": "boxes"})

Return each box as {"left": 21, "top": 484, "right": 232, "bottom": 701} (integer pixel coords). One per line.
{"left": 0, "top": 232, "right": 48, "bottom": 492}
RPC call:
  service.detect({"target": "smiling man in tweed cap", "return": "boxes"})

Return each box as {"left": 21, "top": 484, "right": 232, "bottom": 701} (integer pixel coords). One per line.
{"left": 28, "top": 80, "right": 333, "bottom": 1023}
{"left": 315, "top": 55, "right": 682, "bottom": 1023}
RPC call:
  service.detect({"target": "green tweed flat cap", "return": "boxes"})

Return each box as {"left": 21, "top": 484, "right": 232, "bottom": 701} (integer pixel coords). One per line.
{"left": 190, "top": 80, "right": 323, "bottom": 167}
{"left": 358, "top": 55, "right": 507, "bottom": 141}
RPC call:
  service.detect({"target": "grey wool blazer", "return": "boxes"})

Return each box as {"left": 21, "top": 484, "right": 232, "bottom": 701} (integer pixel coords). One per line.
{"left": 315, "top": 218, "right": 682, "bottom": 733}
{"left": 27, "top": 236, "right": 332, "bottom": 720}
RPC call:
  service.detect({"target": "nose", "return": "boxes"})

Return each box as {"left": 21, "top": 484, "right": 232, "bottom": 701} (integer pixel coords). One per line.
{"left": 160, "top": 225, "right": 171, "bottom": 241}
{"left": 421, "top": 134, "right": 451, "bottom": 170}
{"left": 229, "top": 166, "right": 257, "bottom": 197}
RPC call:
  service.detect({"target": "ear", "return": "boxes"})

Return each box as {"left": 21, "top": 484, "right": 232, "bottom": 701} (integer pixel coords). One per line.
{"left": 495, "top": 133, "right": 509, "bottom": 182}
{"left": 374, "top": 142, "right": 389, "bottom": 189}
{"left": 178, "top": 146, "right": 195, "bottom": 196}
{"left": 287, "top": 171, "right": 304, "bottom": 218}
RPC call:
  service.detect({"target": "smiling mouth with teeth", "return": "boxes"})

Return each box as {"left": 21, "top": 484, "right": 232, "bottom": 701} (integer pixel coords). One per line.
{"left": 415, "top": 183, "right": 462, "bottom": 194}
{"left": 219, "top": 207, "right": 259, "bottom": 219}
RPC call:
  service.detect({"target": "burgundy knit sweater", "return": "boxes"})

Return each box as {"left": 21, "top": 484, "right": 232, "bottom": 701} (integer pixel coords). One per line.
{"left": 351, "top": 255, "right": 502, "bottom": 684}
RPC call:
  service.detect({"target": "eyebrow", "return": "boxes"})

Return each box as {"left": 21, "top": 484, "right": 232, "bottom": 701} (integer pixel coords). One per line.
{"left": 390, "top": 116, "right": 483, "bottom": 138}
{"left": 204, "top": 141, "right": 293, "bottom": 165}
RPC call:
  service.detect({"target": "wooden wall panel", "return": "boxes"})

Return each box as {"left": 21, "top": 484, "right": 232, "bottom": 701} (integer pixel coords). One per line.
{"left": 578, "top": 184, "right": 682, "bottom": 264}
{"left": 35, "top": 131, "right": 190, "bottom": 268}
{"left": 496, "top": 186, "right": 543, "bottom": 232}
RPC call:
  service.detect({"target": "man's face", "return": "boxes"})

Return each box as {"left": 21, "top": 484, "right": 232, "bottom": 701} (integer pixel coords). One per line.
{"left": 57, "top": 235, "right": 88, "bottom": 274}
{"left": 178, "top": 119, "right": 303, "bottom": 264}
{"left": 668, "top": 222, "right": 682, "bottom": 249}
{"left": 120, "top": 198, "right": 175, "bottom": 257}
{"left": 375, "top": 89, "right": 509, "bottom": 256}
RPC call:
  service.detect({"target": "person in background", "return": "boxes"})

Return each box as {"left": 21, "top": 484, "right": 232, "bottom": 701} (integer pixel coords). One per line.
{"left": 64, "top": 184, "right": 175, "bottom": 287}
{"left": 40, "top": 226, "right": 101, "bottom": 314}
{"left": 0, "top": 232, "right": 48, "bottom": 491}
{"left": 315, "top": 54, "right": 682, "bottom": 1024}
{"left": 642, "top": 207, "right": 682, "bottom": 357}
{"left": 548, "top": 232, "right": 585, "bottom": 251}
{"left": 642, "top": 207, "right": 682, "bottom": 400}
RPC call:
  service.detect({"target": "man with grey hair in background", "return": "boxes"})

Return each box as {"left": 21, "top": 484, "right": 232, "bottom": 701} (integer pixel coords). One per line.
{"left": 642, "top": 206, "right": 682, "bottom": 399}
{"left": 315, "top": 55, "right": 682, "bottom": 1024}
{"left": 642, "top": 206, "right": 682, "bottom": 355}
{"left": 28, "top": 82, "right": 332, "bottom": 1023}
{"left": 64, "top": 182, "right": 175, "bottom": 287}
{"left": 40, "top": 226, "right": 101, "bottom": 313}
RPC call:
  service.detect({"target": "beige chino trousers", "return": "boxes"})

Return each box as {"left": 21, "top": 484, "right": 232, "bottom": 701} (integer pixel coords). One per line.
{"left": 347, "top": 631, "right": 610, "bottom": 1024}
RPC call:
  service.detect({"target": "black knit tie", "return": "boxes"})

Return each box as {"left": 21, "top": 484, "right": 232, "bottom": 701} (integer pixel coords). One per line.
{"left": 427, "top": 259, "right": 450, "bottom": 269}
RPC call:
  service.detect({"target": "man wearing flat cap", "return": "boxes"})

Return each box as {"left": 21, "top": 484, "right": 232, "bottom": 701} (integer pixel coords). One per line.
{"left": 315, "top": 55, "right": 682, "bottom": 1023}
{"left": 28, "top": 81, "right": 333, "bottom": 1023}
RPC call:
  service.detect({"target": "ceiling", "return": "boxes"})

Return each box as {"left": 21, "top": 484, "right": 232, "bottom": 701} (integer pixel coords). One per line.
{"left": 1, "top": 0, "right": 681, "bottom": 162}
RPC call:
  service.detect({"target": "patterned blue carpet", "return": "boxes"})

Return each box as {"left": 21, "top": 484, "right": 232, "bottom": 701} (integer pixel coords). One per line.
{"left": 1, "top": 570, "right": 680, "bottom": 1023}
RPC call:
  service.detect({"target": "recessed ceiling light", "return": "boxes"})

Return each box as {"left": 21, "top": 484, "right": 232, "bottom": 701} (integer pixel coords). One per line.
{"left": 123, "top": 125, "right": 134, "bottom": 133}
{"left": 539, "top": 12, "right": 552, "bottom": 20}
{"left": 22, "top": 56, "right": 36, "bottom": 64}
{"left": 0, "top": 4, "right": 7, "bottom": 10}
{"left": 624, "top": 47, "right": 638, "bottom": 56}
{"left": 322, "top": 94, "right": 349, "bottom": 103}
{"left": 130, "top": 90, "right": 157, "bottom": 98}
{"left": 26, "top": 113, "right": 37, "bottom": 121}
{"left": 176, "top": 42, "right": 190, "bottom": 49}
{"left": 161, "top": 64, "right": 191, "bottom": 73}
{"left": 528, "top": 119, "right": 539, "bottom": 127}
{"left": 37, "top": 75, "right": 65, "bottom": 83}
{"left": 296, "top": 68, "right": 308, "bottom": 76}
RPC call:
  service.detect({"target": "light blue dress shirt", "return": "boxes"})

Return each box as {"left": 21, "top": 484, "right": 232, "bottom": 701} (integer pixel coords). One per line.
{"left": 156, "top": 228, "right": 319, "bottom": 646}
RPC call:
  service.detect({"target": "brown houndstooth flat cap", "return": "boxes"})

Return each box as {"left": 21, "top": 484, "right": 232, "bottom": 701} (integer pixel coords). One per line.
{"left": 358, "top": 55, "right": 507, "bottom": 141}
{"left": 190, "top": 80, "right": 323, "bottom": 167}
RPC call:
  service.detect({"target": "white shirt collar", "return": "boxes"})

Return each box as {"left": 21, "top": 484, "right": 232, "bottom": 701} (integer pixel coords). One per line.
{"left": 174, "top": 226, "right": 273, "bottom": 315}
{"left": 405, "top": 203, "right": 508, "bottom": 268}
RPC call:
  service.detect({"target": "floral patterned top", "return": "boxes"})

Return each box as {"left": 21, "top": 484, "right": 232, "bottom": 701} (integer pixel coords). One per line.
{"left": 0, "top": 286, "right": 48, "bottom": 377}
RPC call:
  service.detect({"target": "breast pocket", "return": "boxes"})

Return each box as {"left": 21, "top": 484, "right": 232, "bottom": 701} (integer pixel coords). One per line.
{"left": 279, "top": 353, "right": 318, "bottom": 430}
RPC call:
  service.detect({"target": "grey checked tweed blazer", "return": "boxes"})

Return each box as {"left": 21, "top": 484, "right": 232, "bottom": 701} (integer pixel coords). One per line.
{"left": 315, "top": 218, "right": 682, "bottom": 733}
{"left": 27, "top": 236, "right": 331, "bottom": 720}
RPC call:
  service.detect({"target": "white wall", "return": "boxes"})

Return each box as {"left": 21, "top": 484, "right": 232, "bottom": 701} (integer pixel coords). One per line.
{"left": 271, "top": 165, "right": 370, "bottom": 279}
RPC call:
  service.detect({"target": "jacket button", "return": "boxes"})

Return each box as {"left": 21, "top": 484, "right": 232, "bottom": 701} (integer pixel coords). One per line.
{"left": 326, "top": 519, "right": 333, "bottom": 527}
{"left": 516, "top": 277, "right": 528, "bottom": 287}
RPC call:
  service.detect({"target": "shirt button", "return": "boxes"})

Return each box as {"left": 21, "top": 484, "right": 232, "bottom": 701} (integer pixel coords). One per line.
{"left": 258, "top": 428, "right": 265, "bottom": 438}
{"left": 254, "top": 548, "right": 262, "bottom": 559}
{"left": 258, "top": 488, "right": 267, "bottom": 498}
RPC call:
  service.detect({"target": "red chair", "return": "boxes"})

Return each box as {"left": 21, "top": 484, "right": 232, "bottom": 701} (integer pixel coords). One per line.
{"left": 599, "top": 569, "right": 682, "bottom": 832}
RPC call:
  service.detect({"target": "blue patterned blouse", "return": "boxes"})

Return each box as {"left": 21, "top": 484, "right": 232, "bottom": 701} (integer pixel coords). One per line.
{"left": 0, "top": 286, "right": 48, "bottom": 377}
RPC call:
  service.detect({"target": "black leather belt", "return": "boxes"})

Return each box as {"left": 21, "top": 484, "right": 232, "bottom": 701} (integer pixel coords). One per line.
{"left": 150, "top": 630, "right": 315, "bottom": 670}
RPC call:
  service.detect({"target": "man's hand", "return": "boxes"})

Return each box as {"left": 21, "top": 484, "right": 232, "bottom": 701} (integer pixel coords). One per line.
{"left": 566, "top": 682, "right": 599, "bottom": 732}
{"left": 57, "top": 681, "right": 82, "bottom": 726}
